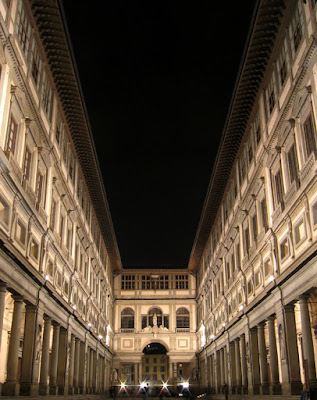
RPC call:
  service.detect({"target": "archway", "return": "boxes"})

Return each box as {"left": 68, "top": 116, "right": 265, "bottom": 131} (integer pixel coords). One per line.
{"left": 142, "top": 342, "right": 169, "bottom": 389}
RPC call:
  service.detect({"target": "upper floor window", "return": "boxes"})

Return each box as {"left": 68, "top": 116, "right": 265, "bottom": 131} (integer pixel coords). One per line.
{"left": 287, "top": 143, "right": 299, "bottom": 185}
{"left": 30, "top": 39, "right": 42, "bottom": 88}
{"left": 121, "top": 307, "right": 134, "bottom": 329}
{"left": 302, "top": 113, "right": 317, "bottom": 160}
{"left": 176, "top": 307, "right": 190, "bottom": 329}
{"left": 277, "top": 38, "right": 290, "bottom": 90}
{"left": 273, "top": 168, "right": 284, "bottom": 209}
{"left": 16, "top": 1, "right": 31, "bottom": 58}
{"left": 260, "top": 195, "right": 269, "bottom": 232}
{"left": 175, "top": 274, "right": 188, "bottom": 289}
{"left": 289, "top": 1, "right": 304, "bottom": 57}
{"left": 23, "top": 146, "right": 32, "bottom": 180}
{"left": 36, "top": 171, "right": 44, "bottom": 205}
{"left": 5, "top": 114, "right": 18, "bottom": 155}
{"left": 121, "top": 275, "right": 135, "bottom": 290}
{"left": 265, "top": 74, "right": 276, "bottom": 117}
{"left": 41, "top": 71, "right": 53, "bottom": 120}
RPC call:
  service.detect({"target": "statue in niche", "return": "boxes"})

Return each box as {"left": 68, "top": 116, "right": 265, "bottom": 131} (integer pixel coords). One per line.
{"left": 153, "top": 312, "right": 157, "bottom": 327}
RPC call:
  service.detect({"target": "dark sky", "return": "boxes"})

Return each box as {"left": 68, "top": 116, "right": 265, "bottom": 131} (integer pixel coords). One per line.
{"left": 61, "top": 1, "right": 256, "bottom": 268}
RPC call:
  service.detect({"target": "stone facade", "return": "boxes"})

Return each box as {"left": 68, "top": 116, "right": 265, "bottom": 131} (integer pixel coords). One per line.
{"left": 194, "top": 0, "right": 317, "bottom": 398}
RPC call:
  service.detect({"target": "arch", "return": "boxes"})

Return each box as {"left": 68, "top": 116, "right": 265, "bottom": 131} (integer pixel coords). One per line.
{"left": 121, "top": 307, "right": 134, "bottom": 329}
{"left": 176, "top": 307, "right": 190, "bottom": 328}
{"left": 142, "top": 339, "right": 170, "bottom": 353}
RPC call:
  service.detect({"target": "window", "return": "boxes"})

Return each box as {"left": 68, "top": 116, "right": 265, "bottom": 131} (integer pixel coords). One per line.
{"left": 289, "top": 1, "right": 303, "bottom": 56}
{"left": 235, "top": 242, "right": 241, "bottom": 270}
{"left": 63, "top": 279, "right": 69, "bottom": 296}
{"left": 164, "top": 315, "right": 169, "bottom": 329}
{"left": 121, "top": 307, "right": 134, "bottom": 329}
{"left": 264, "top": 258, "right": 273, "bottom": 278}
{"left": 159, "top": 275, "right": 169, "bottom": 289}
{"left": 67, "top": 222, "right": 73, "bottom": 252}
{"left": 59, "top": 214, "right": 65, "bottom": 240}
{"left": 244, "top": 225, "right": 250, "bottom": 255}
{"left": 30, "top": 39, "right": 42, "bottom": 88}
{"left": 30, "top": 239, "right": 39, "bottom": 261}
{"left": 56, "top": 270, "right": 62, "bottom": 288}
{"left": 287, "top": 144, "right": 299, "bottom": 185}
{"left": 274, "top": 169, "right": 284, "bottom": 208}
{"left": 176, "top": 307, "right": 190, "bottom": 329}
{"left": 46, "top": 258, "right": 54, "bottom": 277}
{"left": 5, "top": 114, "right": 18, "bottom": 155}
{"left": 265, "top": 75, "right": 276, "bottom": 117}
{"left": 312, "top": 202, "right": 317, "bottom": 226}
{"left": 41, "top": 71, "right": 53, "bottom": 120}
{"left": 36, "top": 171, "right": 44, "bottom": 205}
{"left": 23, "top": 146, "right": 32, "bottom": 180}
{"left": 175, "top": 274, "right": 188, "bottom": 289}
{"left": 142, "top": 275, "right": 151, "bottom": 289}
{"left": 15, "top": 219, "right": 26, "bottom": 246}
{"left": 280, "top": 237, "right": 290, "bottom": 260}
{"left": 121, "top": 275, "right": 135, "bottom": 290}
{"left": 0, "top": 196, "right": 10, "bottom": 227}
{"left": 260, "top": 196, "right": 269, "bottom": 231}
{"left": 247, "top": 279, "right": 253, "bottom": 296}
{"left": 294, "top": 219, "right": 306, "bottom": 245}
{"left": 277, "top": 39, "right": 289, "bottom": 89}
{"left": 50, "top": 200, "right": 56, "bottom": 230}
{"left": 252, "top": 213, "right": 258, "bottom": 243}
{"left": 303, "top": 114, "right": 317, "bottom": 159}
{"left": 16, "top": 0, "right": 32, "bottom": 58}
{"left": 254, "top": 269, "right": 261, "bottom": 288}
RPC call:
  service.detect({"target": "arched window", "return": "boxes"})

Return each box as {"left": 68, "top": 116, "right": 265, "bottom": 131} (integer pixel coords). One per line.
{"left": 176, "top": 307, "right": 189, "bottom": 328}
{"left": 121, "top": 307, "right": 134, "bottom": 329}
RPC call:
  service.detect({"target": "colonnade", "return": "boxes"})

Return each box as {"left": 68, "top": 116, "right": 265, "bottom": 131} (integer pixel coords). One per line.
{"left": 202, "top": 293, "right": 317, "bottom": 397}
{"left": 0, "top": 282, "right": 110, "bottom": 396}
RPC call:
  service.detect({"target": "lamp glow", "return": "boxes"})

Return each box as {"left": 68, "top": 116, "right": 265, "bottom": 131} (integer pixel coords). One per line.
{"left": 210, "top": 334, "right": 215, "bottom": 340}
{"left": 88, "top": 323, "right": 92, "bottom": 328}
{"left": 269, "top": 275, "right": 275, "bottom": 282}
{"left": 72, "top": 305, "right": 76, "bottom": 310}
{"left": 45, "top": 275, "right": 49, "bottom": 281}
{"left": 239, "top": 305, "right": 244, "bottom": 311}
{"left": 222, "top": 322, "right": 226, "bottom": 327}
{"left": 120, "top": 382, "right": 126, "bottom": 390}
{"left": 140, "top": 382, "right": 146, "bottom": 389}
{"left": 182, "top": 381, "right": 189, "bottom": 389}
{"left": 163, "top": 382, "right": 168, "bottom": 389}
{"left": 98, "top": 335, "right": 103, "bottom": 340}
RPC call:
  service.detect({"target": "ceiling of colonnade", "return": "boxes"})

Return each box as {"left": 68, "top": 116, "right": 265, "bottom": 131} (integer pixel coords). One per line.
{"left": 61, "top": 1, "right": 256, "bottom": 268}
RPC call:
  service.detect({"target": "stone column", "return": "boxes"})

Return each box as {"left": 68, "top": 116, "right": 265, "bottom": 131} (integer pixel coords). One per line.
{"left": 69, "top": 335, "right": 76, "bottom": 394}
{"left": 39, "top": 316, "right": 51, "bottom": 395}
{"left": 20, "top": 304, "right": 44, "bottom": 395}
{"left": 223, "top": 345, "right": 228, "bottom": 385}
{"left": 284, "top": 304, "right": 302, "bottom": 395}
{"left": 257, "top": 322, "right": 269, "bottom": 395}
{"left": 2, "top": 295, "right": 24, "bottom": 396}
{"left": 57, "top": 327, "right": 68, "bottom": 394}
{"left": 249, "top": 327, "right": 260, "bottom": 395}
{"left": 267, "top": 316, "right": 281, "bottom": 394}
{"left": 240, "top": 334, "right": 248, "bottom": 393}
{"left": 299, "top": 295, "right": 317, "bottom": 396}
{"left": 229, "top": 341, "right": 236, "bottom": 392}
{"left": 73, "top": 338, "right": 80, "bottom": 393}
{"left": 0, "top": 283, "right": 7, "bottom": 354}
{"left": 49, "top": 322, "right": 60, "bottom": 395}
{"left": 215, "top": 350, "right": 221, "bottom": 393}
{"left": 89, "top": 349, "right": 94, "bottom": 392}
{"left": 78, "top": 341, "right": 86, "bottom": 393}
{"left": 235, "top": 338, "right": 242, "bottom": 393}
{"left": 219, "top": 348, "right": 224, "bottom": 390}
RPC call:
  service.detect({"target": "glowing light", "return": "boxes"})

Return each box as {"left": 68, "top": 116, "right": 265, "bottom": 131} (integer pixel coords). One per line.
{"left": 140, "top": 382, "right": 146, "bottom": 389}
{"left": 239, "top": 305, "right": 244, "bottom": 311}
{"left": 269, "top": 275, "right": 275, "bottom": 282}
{"left": 98, "top": 335, "right": 103, "bottom": 340}
{"left": 88, "top": 323, "right": 92, "bottom": 328}
{"left": 210, "top": 334, "right": 215, "bottom": 340}
{"left": 182, "top": 381, "right": 189, "bottom": 389}
{"left": 222, "top": 322, "right": 226, "bottom": 328}
{"left": 162, "top": 382, "right": 168, "bottom": 389}
{"left": 72, "top": 305, "right": 76, "bottom": 310}
{"left": 120, "top": 382, "right": 126, "bottom": 390}
{"left": 45, "top": 275, "right": 49, "bottom": 281}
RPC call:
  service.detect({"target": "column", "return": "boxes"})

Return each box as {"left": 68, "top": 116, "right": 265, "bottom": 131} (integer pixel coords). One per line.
{"left": 299, "top": 295, "right": 317, "bottom": 396}
{"left": 0, "top": 283, "right": 7, "bottom": 354}
{"left": 2, "top": 295, "right": 24, "bottom": 396}
{"left": 257, "top": 322, "right": 269, "bottom": 395}
{"left": 249, "top": 327, "right": 260, "bottom": 395}
{"left": 89, "top": 349, "right": 94, "bottom": 392}
{"left": 219, "top": 348, "right": 224, "bottom": 390}
{"left": 73, "top": 338, "right": 80, "bottom": 393}
{"left": 49, "top": 322, "right": 60, "bottom": 395}
{"left": 229, "top": 342, "right": 236, "bottom": 392}
{"left": 215, "top": 350, "right": 221, "bottom": 393}
{"left": 69, "top": 335, "right": 76, "bottom": 394}
{"left": 57, "top": 327, "right": 68, "bottom": 394}
{"left": 78, "top": 341, "right": 86, "bottom": 393}
{"left": 20, "top": 304, "right": 44, "bottom": 395}
{"left": 223, "top": 345, "right": 228, "bottom": 385}
{"left": 240, "top": 334, "right": 248, "bottom": 393}
{"left": 39, "top": 316, "right": 51, "bottom": 394}
{"left": 235, "top": 338, "right": 242, "bottom": 393}
{"left": 284, "top": 304, "right": 302, "bottom": 395}
{"left": 267, "top": 316, "right": 281, "bottom": 394}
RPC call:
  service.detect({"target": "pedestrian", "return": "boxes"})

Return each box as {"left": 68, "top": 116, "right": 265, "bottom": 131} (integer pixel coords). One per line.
{"left": 224, "top": 383, "right": 228, "bottom": 400}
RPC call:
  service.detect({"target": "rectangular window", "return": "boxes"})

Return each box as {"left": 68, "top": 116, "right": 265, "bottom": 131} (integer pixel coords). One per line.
{"left": 30, "top": 239, "right": 39, "bottom": 261}
{"left": 159, "top": 275, "right": 169, "bottom": 289}
{"left": 36, "top": 172, "right": 44, "bottom": 205}
{"left": 175, "top": 274, "right": 188, "bottom": 289}
{"left": 5, "top": 115, "right": 18, "bottom": 155}
{"left": 15, "top": 219, "right": 26, "bottom": 246}
{"left": 277, "top": 39, "right": 289, "bottom": 89}
{"left": 235, "top": 243, "right": 241, "bottom": 270}
{"left": 289, "top": 1, "right": 303, "bottom": 55}
{"left": 141, "top": 275, "right": 151, "bottom": 289}
{"left": 41, "top": 71, "right": 53, "bottom": 120}
{"left": 260, "top": 196, "right": 269, "bottom": 231}
{"left": 16, "top": 0, "right": 32, "bottom": 58}
{"left": 287, "top": 144, "right": 299, "bottom": 184}
{"left": 244, "top": 225, "right": 250, "bottom": 255}
{"left": 121, "top": 275, "right": 135, "bottom": 290}
{"left": 294, "top": 219, "right": 306, "bottom": 245}
{"left": 265, "top": 75, "right": 276, "bottom": 117}
{"left": 252, "top": 213, "right": 258, "bottom": 243}
{"left": 23, "top": 146, "right": 32, "bottom": 180}
{"left": 30, "top": 39, "right": 42, "bottom": 88}
{"left": 280, "top": 237, "right": 290, "bottom": 260}
{"left": 274, "top": 169, "right": 284, "bottom": 207}
{"left": 0, "top": 196, "right": 10, "bottom": 227}
{"left": 50, "top": 200, "right": 56, "bottom": 230}
{"left": 303, "top": 114, "right": 317, "bottom": 159}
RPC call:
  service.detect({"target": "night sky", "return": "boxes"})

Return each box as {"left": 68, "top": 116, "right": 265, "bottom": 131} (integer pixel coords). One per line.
{"left": 61, "top": 1, "right": 256, "bottom": 268}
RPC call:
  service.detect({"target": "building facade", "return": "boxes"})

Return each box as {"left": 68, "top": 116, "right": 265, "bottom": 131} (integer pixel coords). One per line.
{"left": 113, "top": 270, "right": 197, "bottom": 389}
{"left": 0, "top": 0, "right": 121, "bottom": 396}
{"left": 191, "top": 0, "right": 317, "bottom": 398}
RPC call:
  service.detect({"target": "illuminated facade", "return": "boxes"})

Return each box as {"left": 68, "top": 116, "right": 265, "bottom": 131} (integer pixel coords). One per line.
{"left": 0, "top": 0, "right": 317, "bottom": 399}
{"left": 192, "top": 0, "right": 317, "bottom": 397}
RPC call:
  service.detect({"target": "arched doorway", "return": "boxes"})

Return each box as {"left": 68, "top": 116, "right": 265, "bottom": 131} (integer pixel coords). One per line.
{"left": 142, "top": 343, "right": 168, "bottom": 388}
